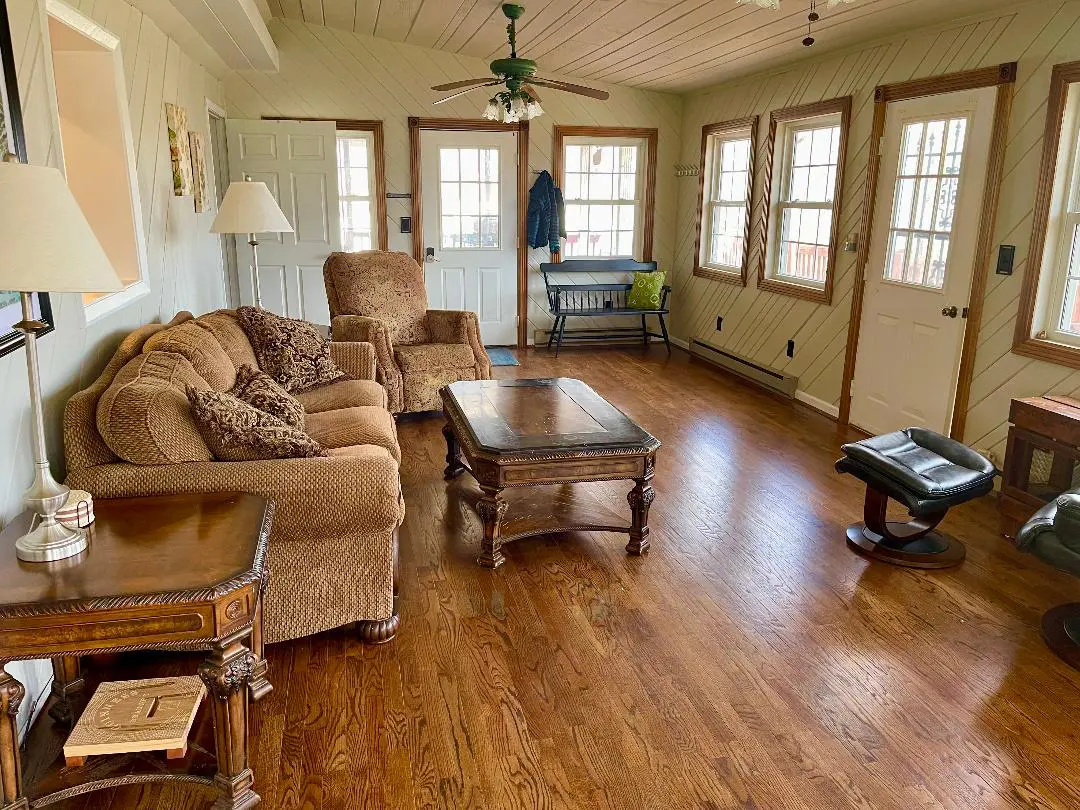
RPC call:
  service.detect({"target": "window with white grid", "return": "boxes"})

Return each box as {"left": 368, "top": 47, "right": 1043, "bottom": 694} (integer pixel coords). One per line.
{"left": 700, "top": 131, "right": 753, "bottom": 273}
{"left": 563, "top": 139, "right": 644, "bottom": 259}
{"left": 438, "top": 147, "right": 500, "bottom": 249}
{"left": 1043, "top": 82, "right": 1080, "bottom": 344}
{"left": 337, "top": 132, "right": 376, "bottom": 251}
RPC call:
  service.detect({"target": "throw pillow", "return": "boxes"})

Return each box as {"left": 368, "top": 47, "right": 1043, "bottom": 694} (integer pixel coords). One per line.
{"left": 232, "top": 364, "right": 305, "bottom": 429}
{"left": 627, "top": 271, "right": 666, "bottom": 311}
{"left": 236, "top": 307, "right": 346, "bottom": 393}
{"left": 187, "top": 387, "right": 325, "bottom": 462}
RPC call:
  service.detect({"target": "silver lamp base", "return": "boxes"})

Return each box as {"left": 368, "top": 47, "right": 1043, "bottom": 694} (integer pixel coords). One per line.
{"left": 15, "top": 516, "right": 88, "bottom": 562}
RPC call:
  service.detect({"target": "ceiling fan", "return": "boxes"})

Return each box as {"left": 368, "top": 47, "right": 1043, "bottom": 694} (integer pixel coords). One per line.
{"left": 430, "top": 3, "right": 609, "bottom": 122}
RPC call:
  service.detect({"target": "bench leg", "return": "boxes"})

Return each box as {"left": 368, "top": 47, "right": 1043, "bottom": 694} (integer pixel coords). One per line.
{"left": 547, "top": 315, "right": 562, "bottom": 349}
{"left": 845, "top": 485, "right": 965, "bottom": 569}
{"left": 554, "top": 315, "right": 568, "bottom": 358}
{"left": 641, "top": 315, "right": 649, "bottom": 348}
{"left": 658, "top": 313, "right": 671, "bottom": 355}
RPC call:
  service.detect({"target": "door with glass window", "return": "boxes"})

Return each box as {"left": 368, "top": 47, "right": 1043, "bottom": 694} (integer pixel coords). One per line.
{"left": 850, "top": 87, "right": 996, "bottom": 435}
{"left": 420, "top": 130, "right": 518, "bottom": 345}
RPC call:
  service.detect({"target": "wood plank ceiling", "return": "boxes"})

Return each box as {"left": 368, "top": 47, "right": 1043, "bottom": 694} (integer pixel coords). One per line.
{"left": 267, "top": 0, "right": 1023, "bottom": 92}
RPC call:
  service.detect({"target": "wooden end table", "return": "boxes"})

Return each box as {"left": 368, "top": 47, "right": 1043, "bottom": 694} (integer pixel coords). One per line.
{"left": 440, "top": 378, "right": 661, "bottom": 568}
{"left": 0, "top": 492, "right": 273, "bottom": 810}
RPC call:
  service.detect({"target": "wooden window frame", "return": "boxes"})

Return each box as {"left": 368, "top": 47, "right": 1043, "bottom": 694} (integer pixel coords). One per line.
{"left": 757, "top": 97, "right": 851, "bottom": 304}
{"left": 262, "top": 117, "right": 388, "bottom": 251}
{"left": 1013, "top": 60, "right": 1080, "bottom": 369}
{"left": 553, "top": 125, "right": 658, "bottom": 263}
{"left": 693, "top": 116, "right": 757, "bottom": 286}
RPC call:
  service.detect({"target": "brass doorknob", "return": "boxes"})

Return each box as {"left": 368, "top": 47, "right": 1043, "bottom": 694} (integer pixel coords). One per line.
{"left": 941, "top": 305, "right": 958, "bottom": 318}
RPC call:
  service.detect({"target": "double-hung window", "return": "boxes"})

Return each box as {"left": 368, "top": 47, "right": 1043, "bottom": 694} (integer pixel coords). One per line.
{"left": 336, "top": 130, "right": 377, "bottom": 251}
{"left": 760, "top": 97, "right": 851, "bottom": 304}
{"left": 695, "top": 118, "right": 756, "bottom": 284}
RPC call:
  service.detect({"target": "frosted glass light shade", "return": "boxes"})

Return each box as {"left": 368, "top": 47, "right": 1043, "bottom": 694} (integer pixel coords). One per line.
{"left": 0, "top": 161, "right": 121, "bottom": 293}
{"left": 210, "top": 181, "right": 294, "bottom": 234}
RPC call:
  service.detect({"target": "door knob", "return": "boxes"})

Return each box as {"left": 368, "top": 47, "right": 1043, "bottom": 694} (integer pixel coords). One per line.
{"left": 941, "top": 305, "right": 958, "bottom": 318}
{"left": 424, "top": 247, "right": 440, "bottom": 263}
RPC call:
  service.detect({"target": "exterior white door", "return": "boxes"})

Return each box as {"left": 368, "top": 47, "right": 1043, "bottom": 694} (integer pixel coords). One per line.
{"left": 420, "top": 130, "right": 518, "bottom": 345}
{"left": 850, "top": 87, "right": 996, "bottom": 436}
{"left": 225, "top": 119, "right": 340, "bottom": 324}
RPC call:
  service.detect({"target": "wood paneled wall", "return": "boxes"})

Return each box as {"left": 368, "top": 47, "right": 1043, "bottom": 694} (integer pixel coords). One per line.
{"left": 223, "top": 17, "right": 683, "bottom": 342}
{"left": 2, "top": 0, "right": 225, "bottom": 736}
{"left": 671, "top": 1, "right": 1080, "bottom": 449}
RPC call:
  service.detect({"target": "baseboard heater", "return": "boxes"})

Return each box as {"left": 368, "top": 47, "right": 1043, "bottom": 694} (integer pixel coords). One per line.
{"left": 689, "top": 339, "right": 798, "bottom": 398}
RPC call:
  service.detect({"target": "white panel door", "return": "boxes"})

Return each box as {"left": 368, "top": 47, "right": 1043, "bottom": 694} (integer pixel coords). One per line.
{"left": 420, "top": 130, "right": 518, "bottom": 346}
{"left": 850, "top": 87, "right": 996, "bottom": 436}
{"left": 225, "top": 119, "right": 340, "bottom": 325}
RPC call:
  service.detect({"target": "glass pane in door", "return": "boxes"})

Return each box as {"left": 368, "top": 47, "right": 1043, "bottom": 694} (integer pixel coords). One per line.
{"left": 438, "top": 147, "right": 500, "bottom": 249}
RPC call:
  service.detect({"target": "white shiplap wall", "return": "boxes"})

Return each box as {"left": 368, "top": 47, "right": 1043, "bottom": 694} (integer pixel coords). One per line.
{"left": 223, "top": 17, "right": 683, "bottom": 341}
{"left": 4, "top": 0, "right": 225, "bottom": 736}
{"left": 671, "top": 0, "right": 1080, "bottom": 456}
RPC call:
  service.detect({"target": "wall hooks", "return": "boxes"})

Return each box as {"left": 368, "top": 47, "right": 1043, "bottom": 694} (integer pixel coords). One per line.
{"left": 675, "top": 163, "right": 700, "bottom": 177}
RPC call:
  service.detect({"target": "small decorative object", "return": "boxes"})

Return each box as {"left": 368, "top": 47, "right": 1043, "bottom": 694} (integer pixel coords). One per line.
{"left": 735, "top": 0, "right": 858, "bottom": 46}
{"left": 56, "top": 489, "right": 94, "bottom": 529}
{"left": 64, "top": 676, "right": 206, "bottom": 766}
{"left": 188, "top": 131, "right": 207, "bottom": 213}
{"left": 165, "top": 103, "right": 193, "bottom": 196}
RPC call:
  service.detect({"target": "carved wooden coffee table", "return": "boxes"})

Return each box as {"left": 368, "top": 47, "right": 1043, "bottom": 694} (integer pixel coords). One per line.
{"left": 440, "top": 378, "right": 661, "bottom": 568}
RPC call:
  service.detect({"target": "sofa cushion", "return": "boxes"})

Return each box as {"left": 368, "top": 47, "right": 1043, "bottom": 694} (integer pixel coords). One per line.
{"left": 192, "top": 310, "right": 259, "bottom": 372}
{"left": 232, "top": 364, "right": 305, "bottom": 429}
{"left": 143, "top": 319, "right": 238, "bottom": 391}
{"left": 394, "top": 343, "right": 475, "bottom": 373}
{"left": 237, "top": 306, "right": 346, "bottom": 393}
{"left": 295, "top": 378, "right": 388, "bottom": 413}
{"left": 305, "top": 406, "right": 400, "bottom": 462}
{"left": 97, "top": 352, "right": 213, "bottom": 465}
{"left": 187, "top": 388, "right": 325, "bottom": 462}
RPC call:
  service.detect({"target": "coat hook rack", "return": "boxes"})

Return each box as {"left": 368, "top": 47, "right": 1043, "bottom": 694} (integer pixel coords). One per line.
{"left": 674, "top": 164, "right": 700, "bottom": 177}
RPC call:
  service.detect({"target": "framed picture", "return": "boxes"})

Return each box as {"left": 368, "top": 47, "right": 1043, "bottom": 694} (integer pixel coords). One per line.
{"left": 0, "top": 0, "right": 53, "bottom": 358}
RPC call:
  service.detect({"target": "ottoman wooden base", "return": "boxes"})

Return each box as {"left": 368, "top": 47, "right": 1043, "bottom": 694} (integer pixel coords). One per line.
{"left": 845, "top": 524, "right": 966, "bottom": 568}
{"left": 1042, "top": 602, "right": 1080, "bottom": 670}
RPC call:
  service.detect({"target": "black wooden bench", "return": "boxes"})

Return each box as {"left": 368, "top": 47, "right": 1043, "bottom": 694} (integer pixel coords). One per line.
{"left": 540, "top": 259, "right": 671, "bottom": 357}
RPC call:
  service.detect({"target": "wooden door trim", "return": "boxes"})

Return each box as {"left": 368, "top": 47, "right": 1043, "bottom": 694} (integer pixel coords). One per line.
{"left": 409, "top": 117, "right": 530, "bottom": 348}
{"left": 552, "top": 125, "right": 659, "bottom": 263}
{"left": 838, "top": 63, "right": 1017, "bottom": 439}
{"left": 262, "top": 117, "right": 388, "bottom": 250}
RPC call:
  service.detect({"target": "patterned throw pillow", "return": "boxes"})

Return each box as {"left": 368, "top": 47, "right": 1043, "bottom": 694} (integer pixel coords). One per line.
{"left": 236, "top": 307, "right": 346, "bottom": 394}
{"left": 232, "top": 364, "right": 305, "bottom": 429}
{"left": 187, "top": 387, "right": 325, "bottom": 462}
{"left": 627, "top": 271, "right": 666, "bottom": 311}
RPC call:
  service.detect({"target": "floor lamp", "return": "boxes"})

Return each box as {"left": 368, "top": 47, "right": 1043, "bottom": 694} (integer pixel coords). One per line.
{"left": 0, "top": 160, "right": 121, "bottom": 562}
{"left": 210, "top": 178, "right": 294, "bottom": 308}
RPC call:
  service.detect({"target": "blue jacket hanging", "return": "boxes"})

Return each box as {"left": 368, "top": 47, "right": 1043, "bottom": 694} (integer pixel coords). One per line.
{"left": 526, "top": 170, "right": 565, "bottom": 253}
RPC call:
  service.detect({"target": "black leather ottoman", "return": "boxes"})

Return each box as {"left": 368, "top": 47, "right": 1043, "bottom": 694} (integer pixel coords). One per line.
{"left": 835, "top": 427, "right": 997, "bottom": 568}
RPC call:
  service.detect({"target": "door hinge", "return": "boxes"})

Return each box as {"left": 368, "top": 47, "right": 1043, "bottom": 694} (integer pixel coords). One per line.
{"left": 962, "top": 306, "right": 969, "bottom": 319}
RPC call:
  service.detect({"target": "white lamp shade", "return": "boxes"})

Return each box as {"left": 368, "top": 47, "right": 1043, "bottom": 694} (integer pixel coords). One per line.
{"left": 0, "top": 161, "right": 122, "bottom": 293}
{"left": 210, "top": 181, "right": 294, "bottom": 234}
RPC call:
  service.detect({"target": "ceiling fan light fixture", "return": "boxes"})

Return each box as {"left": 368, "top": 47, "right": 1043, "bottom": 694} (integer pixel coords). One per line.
{"left": 483, "top": 99, "right": 501, "bottom": 121}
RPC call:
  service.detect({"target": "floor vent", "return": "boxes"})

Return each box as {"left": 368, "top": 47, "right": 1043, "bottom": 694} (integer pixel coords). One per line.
{"left": 690, "top": 340, "right": 798, "bottom": 398}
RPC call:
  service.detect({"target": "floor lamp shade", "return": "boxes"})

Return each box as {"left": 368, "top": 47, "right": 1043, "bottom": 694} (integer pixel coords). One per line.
{"left": 210, "top": 181, "right": 294, "bottom": 235}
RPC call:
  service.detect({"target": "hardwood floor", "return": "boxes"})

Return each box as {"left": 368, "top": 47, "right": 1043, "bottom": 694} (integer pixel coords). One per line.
{"left": 48, "top": 347, "right": 1080, "bottom": 809}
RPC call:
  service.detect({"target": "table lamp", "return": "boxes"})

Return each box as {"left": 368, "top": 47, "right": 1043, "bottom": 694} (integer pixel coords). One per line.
{"left": 209, "top": 178, "right": 294, "bottom": 308}
{"left": 0, "top": 159, "right": 122, "bottom": 562}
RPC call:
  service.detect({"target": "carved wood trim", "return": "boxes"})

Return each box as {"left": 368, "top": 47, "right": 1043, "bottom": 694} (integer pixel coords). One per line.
{"left": 874, "top": 62, "right": 1017, "bottom": 103}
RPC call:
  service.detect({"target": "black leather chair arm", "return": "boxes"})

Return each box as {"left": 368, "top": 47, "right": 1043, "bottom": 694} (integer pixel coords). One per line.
{"left": 1016, "top": 491, "right": 1080, "bottom": 577}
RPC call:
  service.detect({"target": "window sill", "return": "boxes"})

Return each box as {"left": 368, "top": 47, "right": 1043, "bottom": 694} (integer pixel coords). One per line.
{"left": 1013, "top": 335, "right": 1080, "bottom": 370}
{"left": 693, "top": 265, "right": 745, "bottom": 286}
{"left": 757, "top": 276, "right": 831, "bottom": 304}
{"left": 84, "top": 280, "right": 151, "bottom": 325}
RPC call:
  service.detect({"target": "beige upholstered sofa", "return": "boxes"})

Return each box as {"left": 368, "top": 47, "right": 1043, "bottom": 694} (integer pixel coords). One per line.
{"left": 323, "top": 250, "right": 492, "bottom": 414}
{"left": 64, "top": 309, "right": 405, "bottom": 645}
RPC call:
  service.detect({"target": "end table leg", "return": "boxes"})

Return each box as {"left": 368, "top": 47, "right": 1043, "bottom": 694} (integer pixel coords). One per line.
{"left": 48, "top": 656, "right": 84, "bottom": 724}
{"left": 626, "top": 477, "right": 656, "bottom": 556}
{"left": 199, "top": 638, "right": 260, "bottom": 810}
{"left": 0, "top": 667, "right": 27, "bottom": 810}
{"left": 476, "top": 486, "right": 507, "bottom": 569}
{"left": 248, "top": 601, "right": 272, "bottom": 703}
{"left": 443, "top": 423, "right": 465, "bottom": 480}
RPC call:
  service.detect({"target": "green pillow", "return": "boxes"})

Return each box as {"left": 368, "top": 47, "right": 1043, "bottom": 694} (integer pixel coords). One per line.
{"left": 627, "top": 271, "right": 665, "bottom": 310}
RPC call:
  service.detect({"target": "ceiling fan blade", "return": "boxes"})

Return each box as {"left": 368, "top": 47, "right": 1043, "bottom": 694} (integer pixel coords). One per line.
{"left": 531, "top": 78, "right": 609, "bottom": 101}
{"left": 523, "top": 84, "right": 542, "bottom": 103}
{"left": 433, "top": 82, "right": 502, "bottom": 104}
{"left": 431, "top": 78, "right": 499, "bottom": 92}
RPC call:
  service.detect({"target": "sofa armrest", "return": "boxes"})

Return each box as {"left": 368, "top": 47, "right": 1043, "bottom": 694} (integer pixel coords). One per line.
{"left": 426, "top": 310, "right": 492, "bottom": 379}
{"left": 328, "top": 340, "right": 376, "bottom": 381}
{"left": 68, "top": 449, "right": 405, "bottom": 539}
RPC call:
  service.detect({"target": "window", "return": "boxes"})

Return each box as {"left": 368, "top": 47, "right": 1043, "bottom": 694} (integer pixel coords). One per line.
{"left": 438, "top": 146, "right": 500, "bottom": 249}
{"left": 554, "top": 126, "right": 658, "bottom": 261}
{"left": 337, "top": 131, "right": 376, "bottom": 251}
{"left": 1016, "top": 61, "right": 1080, "bottom": 364}
{"left": 694, "top": 118, "right": 756, "bottom": 284}
{"left": 760, "top": 97, "right": 851, "bottom": 304}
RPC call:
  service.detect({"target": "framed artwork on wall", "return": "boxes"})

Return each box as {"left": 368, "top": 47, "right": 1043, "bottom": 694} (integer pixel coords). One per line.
{"left": 0, "top": 0, "right": 53, "bottom": 359}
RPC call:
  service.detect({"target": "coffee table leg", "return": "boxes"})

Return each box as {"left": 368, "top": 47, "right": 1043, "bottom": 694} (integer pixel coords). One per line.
{"left": 199, "top": 636, "right": 260, "bottom": 810}
{"left": 47, "top": 656, "right": 84, "bottom": 724}
{"left": 627, "top": 477, "right": 656, "bottom": 556}
{"left": 248, "top": 600, "right": 272, "bottom": 703}
{"left": 443, "top": 423, "right": 465, "bottom": 480}
{"left": 476, "top": 486, "right": 508, "bottom": 569}
{"left": 0, "top": 666, "right": 27, "bottom": 810}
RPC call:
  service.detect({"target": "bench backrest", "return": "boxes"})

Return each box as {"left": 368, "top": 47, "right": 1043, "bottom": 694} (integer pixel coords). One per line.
{"left": 539, "top": 259, "right": 668, "bottom": 314}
